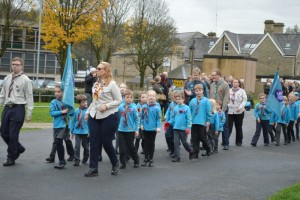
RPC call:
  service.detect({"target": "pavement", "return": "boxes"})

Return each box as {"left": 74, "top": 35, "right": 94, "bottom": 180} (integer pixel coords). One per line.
{"left": 1, "top": 111, "right": 300, "bottom": 200}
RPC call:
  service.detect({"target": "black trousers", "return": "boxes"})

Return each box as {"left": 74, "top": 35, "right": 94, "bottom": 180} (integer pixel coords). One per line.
{"left": 49, "top": 137, "right": 74, "bottom": 159}
{"left": 228, "top": 112, "right": 244, "bottom": 145}
{"left": 143, "top": 131, "right": 157, "bottom": 160}
{"left": 0, "top": 105, "right": 25, "bottom": 160}
{"left": 88, "top": 113, "right": 119, "bottom": 169}
{"left": 118, "top": 132, "right": 139, "bottom": 165}
{"left": 287, "top": 121, "right": 295, "bottom": 142}
{"left": 191, "top": 124, "right": 210, "bottom": 154}
{"left": 275, "top": 123, "right": 287, "bottom": 144}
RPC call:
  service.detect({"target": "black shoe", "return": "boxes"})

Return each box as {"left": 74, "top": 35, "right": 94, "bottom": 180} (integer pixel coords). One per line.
{"left": 223, "top": 146, "right": 229, "bottom": 150}
{"left": 140, "top": 151, "right": 144, "bottom": 155}
{"left": 73, "top": 160, "right": 80, "bottom": 166}
{"left": 284, "top": 142, "right": 287, "bottom": 145}
{"left": 84, "top": 168, "right": 98, "bottom": 177}
{"left": 275, "top": 143, "right": 279, "bottom": 146}
{"left": 54, "top": 161, "right": 66, "bottom": 169}
{"left": 170, "top": 154, "right": 176, "bottom": 158}
{"left": 192, "top": 154, "right": 199, "bottom": 159}
{"left": 172, "top": 157, "right": 180, "bottom": 162}
{"left": 133, "top": 163, "right": 139, "bottom": 168}
{"left": 82, "top": 159, "right": 88, "bottom": 164}
{"left": 3, "top": 159, "right": 15, "bottom": 167}
{"left": 111, "top": 162, "right": 119, "bottom": 175}
{"left": 236, "top": 143, "right": 242, "bottom": 146}
{"left": 169, "top": 151, "right": 174, "bottom": 156}
{"left": 46, "top": 157, "right": 55, "bottom": 163}
{"left": 264, "top": 143, "right": 269, "bottom": 146}
{"left": 141, "top": 159, "right": 149, "bottom": 167}
{"left": 15, "top": 146, "right": 26, "bottom": 160}
{"left": 250, "top": 143, "right": 256, "bottom": 147}
{"left": 292, "top": 139, "right": 295, "bottom": 142}
{"left": 119, "top": 164, "right": 126, "bottom": 169}
{"left": 213, "top": 149, "right": 218, "bottom": 154}
{"left": 116, "top": 150, "right": 120, "bottom": 155}
{"left": 148, "top": 160, "right": 154, "bottom": 167}
{"left": 67, "top": 156, "right": 74, "bottom": 162}
{"left": 189, "top": 151, "right": 194, "bottom": 160}
{"left": 166, "top": 148, "right": 171, "bottom": 152}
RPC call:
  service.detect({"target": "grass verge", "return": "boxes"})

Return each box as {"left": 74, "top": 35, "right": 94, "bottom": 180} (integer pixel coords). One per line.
{"left": 268, "top": 182, "right": 300, "bottom": 200}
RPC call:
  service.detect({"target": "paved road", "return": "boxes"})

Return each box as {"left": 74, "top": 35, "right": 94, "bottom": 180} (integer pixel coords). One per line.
{"left": 1, "top": 111, "right": 300, "bottom": 200}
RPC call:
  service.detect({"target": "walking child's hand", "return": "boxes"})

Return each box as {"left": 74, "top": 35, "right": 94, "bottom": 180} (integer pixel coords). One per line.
{"left": 257, "top": 118, "right": 261, "bottom": 123}
{"left": 62, "top": 108, "right": 69, "bottom": 114}
{"left": 135, "top": 131, "right": 139, "bottom": 137}
{"left": 215, "top": 131, "right": 218, "bottom": 136}
{"left": 156, "top": 128, "right": 161, "bottom": 133}
{"left": 70, "top": 134, "right": 74, "bottom": 139}
{"left": 141, "top": 125, "right": 144, "bottom": 130}
{"left": 87, "top": 134, "right": 90, "bottom": 138}
{"left": 185, "top": 128, "right": 190, "bottom": 134}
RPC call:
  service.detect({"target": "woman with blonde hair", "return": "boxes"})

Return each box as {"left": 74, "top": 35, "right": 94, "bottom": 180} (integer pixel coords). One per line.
{"left": 84, "top": 62, "right": 122, "bottom": 177}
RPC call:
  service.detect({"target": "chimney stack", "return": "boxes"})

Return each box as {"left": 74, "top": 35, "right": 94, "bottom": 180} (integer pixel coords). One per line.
{"left": 264, "top": 20, "right": 285, "bottom": 34}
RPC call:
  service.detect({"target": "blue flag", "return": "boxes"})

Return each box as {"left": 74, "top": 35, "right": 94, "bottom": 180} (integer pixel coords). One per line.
{"left": 266, "top": 70, "right": 284, "bottom": 118}
{"left": 61, "top": 44, "right": 75, "bottom": 114}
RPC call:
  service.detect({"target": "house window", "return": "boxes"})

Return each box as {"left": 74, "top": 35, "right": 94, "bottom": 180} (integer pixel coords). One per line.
{"left": 244, "top": 43, "right": 251, "bottom": 48}
{"left": 285, "top": 43, "right": 291, "bottom": 48}
{"left": 209, "top": 41, "right": 215, "bottom": 46}
{"left": 224, "top": 42, "right": 229, "bottom": 51}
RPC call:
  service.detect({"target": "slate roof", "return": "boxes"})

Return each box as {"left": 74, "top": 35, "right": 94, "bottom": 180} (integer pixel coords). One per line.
{"left": 168, "top": 63, "right": 193, "bottom": 80}
{"left": 176, "top": 32, "right": 206, "bottom": 46}
{"left": 183, "top": 37, "right": 219, "bottom": 59}
{"left": 272, "top": 33, "right": 300, "bottom": 56}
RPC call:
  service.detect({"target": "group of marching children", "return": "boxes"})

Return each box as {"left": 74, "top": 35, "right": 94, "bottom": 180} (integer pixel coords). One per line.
{"left": 164, "top": 84, "right": 226, "bottom": 162}
{"left": 251, "top": 91, "right": 300, "bottom": 147}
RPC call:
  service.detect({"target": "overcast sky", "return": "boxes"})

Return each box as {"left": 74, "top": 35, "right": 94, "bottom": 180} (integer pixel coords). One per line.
{"left": 165, "top": 0, "right": 300, "bottom": 36}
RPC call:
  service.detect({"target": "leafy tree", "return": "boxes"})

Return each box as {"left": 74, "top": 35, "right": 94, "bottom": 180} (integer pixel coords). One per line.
{"left": 0, "top": 0, "right": 34, "bottom": 58}
{"left": 42, "top": 0, "right": 107, "bottom": 77}
{"left": 285, "top": 25, "right": 300, "bottom": 33}
{"left": 124, "top": 0, "right": 177, "bottom": 88}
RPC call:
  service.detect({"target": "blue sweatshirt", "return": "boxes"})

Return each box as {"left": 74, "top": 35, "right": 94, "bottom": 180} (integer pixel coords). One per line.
{"left": 289, "top": 102, "right": 299, "bottom": 121}
{"left": 141, "top": 102, "right": 161, "bottom": 131}
{"left": 165, "top": 101, "right": 177, "bottom": 123}
{"left": 253, "top": 103, "right": 271, "bottom": 120}
{"left": 189, "top": 96, "right": 212, "bottom": 126}
{"left": 118, "top": 103, "right": 139, "bottom": 132}
{"left": 49, "top": 99, "right": 68, "bottom": 128}
{"left": 70, "top": 107, "right": 89, "bottom": 134}
{"left": 269, "top": 112, "right": 278, "bottom": 125}
{"left": 210, "top": 112, "right": 220, "bottom": 132}
{"left": 277, "top": 105, "right": 290, "bottom": 125}
{"left": 217, "top": 110, "right": 226, "bottom": 132}
{"left": 169, "top": 104, "right": 191, "bottom": 130}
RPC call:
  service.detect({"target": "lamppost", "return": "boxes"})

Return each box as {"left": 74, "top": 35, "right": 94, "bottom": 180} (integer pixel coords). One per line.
{"left": 36, "top": 0, "right": 43, "bottom": 80}
{"left": 122, "top": 55, "right": 125, "bottom": 82}
{"left": 189, "top": 40, "right": 195, "bottom": 75}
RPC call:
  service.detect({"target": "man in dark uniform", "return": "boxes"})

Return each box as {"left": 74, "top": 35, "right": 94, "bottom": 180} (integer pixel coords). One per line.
{"left": 84, "top": 67, "right": 97, "bottom": 106}
{"left": 0, "top": 57, "right": 34, "bottom": 166}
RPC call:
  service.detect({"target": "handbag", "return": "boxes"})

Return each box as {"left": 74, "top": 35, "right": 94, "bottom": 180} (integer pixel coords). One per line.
{"left": 157, "top": 93, "right": 166, "bottom": 101}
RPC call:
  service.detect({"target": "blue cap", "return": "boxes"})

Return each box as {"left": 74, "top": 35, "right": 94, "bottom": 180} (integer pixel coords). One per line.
{"left": 294, "top": 92, "right": 299, "bottom": 97}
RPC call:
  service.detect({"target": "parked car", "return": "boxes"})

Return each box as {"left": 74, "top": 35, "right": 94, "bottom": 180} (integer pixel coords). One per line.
{"left": 45, "top": 81, "right": 61, "bottom": 89}
{"left": 32, "top": 79, "right": 51, "bottom": 89}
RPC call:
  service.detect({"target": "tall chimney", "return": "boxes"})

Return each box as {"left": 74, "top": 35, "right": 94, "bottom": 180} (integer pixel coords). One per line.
{"left": 274, "top": 23, "right": 285, "bottom": 33}
{"left": 264, "top": 20, "right": 275, "bottom": 34}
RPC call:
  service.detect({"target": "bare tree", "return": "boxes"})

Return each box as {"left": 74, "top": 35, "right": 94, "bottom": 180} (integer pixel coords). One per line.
{"left": 0, "top": 0, "right": 33, "bottom": 58}
{"left": 89, "top": 0, "right": 133, "bottom": 63}
{"left": 285, "top": 25, "right": 300, "bottom": 33}
{"left": 124, "top": 0, "right": 177, "bottom": 88}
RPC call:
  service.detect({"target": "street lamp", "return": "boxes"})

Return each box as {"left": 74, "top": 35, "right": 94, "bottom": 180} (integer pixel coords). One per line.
{"left": 189, "top": 40, "right": 195, "bottom": 75}
{"left": 36, "top": 0, "right": 43, "bottom": 80}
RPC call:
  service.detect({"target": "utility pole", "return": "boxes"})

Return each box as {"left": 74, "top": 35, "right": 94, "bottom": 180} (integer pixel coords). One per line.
{"left": 189, "top": 40, "right": 195, "bottom": 75}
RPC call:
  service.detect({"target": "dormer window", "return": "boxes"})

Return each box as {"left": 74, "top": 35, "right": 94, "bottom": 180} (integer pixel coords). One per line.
{"left": 285, "top": 43, "right": 291, "bottom": 48}
{"left": 209, "top": 41, "right": 215, "bottom": 46}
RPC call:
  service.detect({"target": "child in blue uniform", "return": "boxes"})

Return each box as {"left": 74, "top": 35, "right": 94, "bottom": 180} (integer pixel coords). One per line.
{"left": 287, "top": 92, "right": 299, "bottom": 143}
{"left": 70, "top": 94, "right": 89, "bottom": 166}
{"left": 169, "top": 92, "right": 193, "bottom": 162}
{"left": 141, "top": 90, "right": 161, "bottom": 167}
{"left": 275, "top": 96, "right": 290, "bottom": 146}
{"left": 49, "top": 85, "right": 70, "bottom": 169}
{"left": 294, "top": 92, "right": 300, "bottom": 140}
{"left": 206, "top": 99, "right": 220, "bottom": 155}
{"left": 164, "top": 91, "right": 177, "bottom": 156}
{"left": 215, "top": 100, "right": 226, "bottom": 152}
{"left": 251, "top": 93, "right": 271, "bottom": 146}
{"left": 135, "top": 92, "right": 147, "bottom": 153}
{"left": 189, "top": 84, "right": 212, "bottom": 158}
{"left": 118, "top": 89, "right": 140, "bottom": 169}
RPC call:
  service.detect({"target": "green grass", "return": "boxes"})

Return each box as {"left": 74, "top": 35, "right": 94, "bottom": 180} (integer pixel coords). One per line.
{"left": 0, "top": 102, "right": 52, "bottom": 123}
{"left": 268, "top": 182, "right": 300, "bottom": 200}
